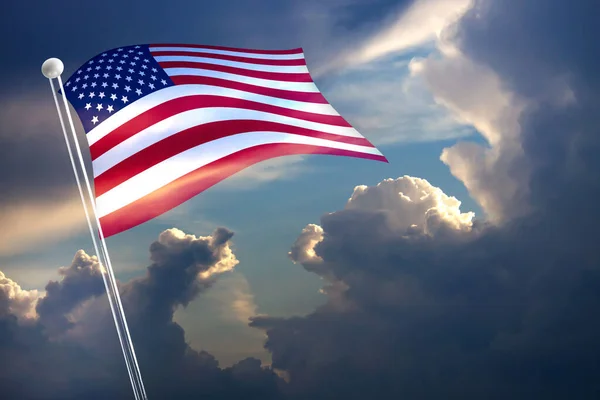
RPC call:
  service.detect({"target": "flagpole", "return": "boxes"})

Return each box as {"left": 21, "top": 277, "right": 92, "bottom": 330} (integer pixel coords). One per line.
{"left": 42, "top": 58, "right": 148, "bottom": 400}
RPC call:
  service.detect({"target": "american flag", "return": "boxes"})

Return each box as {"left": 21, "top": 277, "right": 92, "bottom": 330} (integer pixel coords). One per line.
{"left": 63, "top": 44, "right": 387, "bottom": 238}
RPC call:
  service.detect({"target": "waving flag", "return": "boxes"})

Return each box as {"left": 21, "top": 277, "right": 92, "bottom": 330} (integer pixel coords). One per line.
{"left": 62, "top": 44, "right": 387, "bottom": 237}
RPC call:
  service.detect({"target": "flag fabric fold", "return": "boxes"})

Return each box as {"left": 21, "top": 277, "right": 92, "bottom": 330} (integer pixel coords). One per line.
{"left": 63, "top": 44, "right": 387, "bottom": 237}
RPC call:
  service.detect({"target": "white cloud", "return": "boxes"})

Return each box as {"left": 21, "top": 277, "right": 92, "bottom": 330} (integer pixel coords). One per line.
{"left": 0, "top": 270, "right": 41, "bottom": 321}
{"left": 290, "top": 175, "right": 476, "bottom": 265}
{"left": 409, "top": 32, "right": 531, "bottom": 221}
{"left": 319, "top": 0, "right": 473, "bottom": 75}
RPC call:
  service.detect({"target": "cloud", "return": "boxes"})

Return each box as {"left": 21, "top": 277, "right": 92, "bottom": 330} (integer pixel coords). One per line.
{"left": 0, "top": 196, "right": 87, "bottom": 257}
{"left": 249, "top": 1, "right": 600, "bottom": 398}
{"left": 0, "top": 227, "right": 285, "bottom": 399}
{"left": 319, "top": 0, "right": 473, "bottom": 75}
{"left": 0, "top": 271, "right": 40, "bottom": 321}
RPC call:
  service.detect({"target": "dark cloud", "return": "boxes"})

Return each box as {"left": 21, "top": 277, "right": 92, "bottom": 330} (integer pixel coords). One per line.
{"left": 249, "top": 1, "right": 600, "bottom": 399}
{"left": 0, "top": 228, "right": 284, "bottom": 399}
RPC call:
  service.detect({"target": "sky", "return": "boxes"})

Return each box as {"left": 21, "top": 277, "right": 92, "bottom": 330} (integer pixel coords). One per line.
{"left": 1, "top": 0, "right": 599, "bottom": 398}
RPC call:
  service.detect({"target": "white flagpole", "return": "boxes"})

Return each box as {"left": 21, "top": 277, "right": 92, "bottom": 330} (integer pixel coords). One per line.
{"left": 42, "top": 58, "right": 148, "bottom": 400}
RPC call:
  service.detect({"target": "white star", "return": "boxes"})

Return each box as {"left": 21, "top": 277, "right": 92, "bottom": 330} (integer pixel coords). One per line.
{"left": 128, "top": 49, "right": 134, "bottom": 53}
{"left": 112, "top": 53, "right": 118, "bottom": 57}
{"left": 149, "top": 83, "right": 155, "bottom": 89}
{"left": 94, "top": 73, "right": 99, "bottom": 78}
{"left": 119, "top": 60, "right": 126, "bottom": 64}
{"left": 151, "top": 67, "right": 157, "bottom": 72}
{"left": 77, "top": 70, "right": 82, "bottom": 74}
{"left": 123, "top": 54, "right": 129, "bottom": 58}
{"left": 116, "top": 66, "right": 123, "bottom": 71}
{"left": 65, "top": 81, "right": 71, "bottom": 87}
{"left": 75, "top": 77, "right": 81, "bottom": 82}
{"left": 135, "top": 88, "right": 142, "bottom": 95}
{"left": 91, "top": 116, "right": 99, "bottom": 124}
{"left": 89, "top": 92, "right": 95, "bottom": 98}
{"left": 96, "top": 103, "right": 103, "bottom": 111}
{"left": 124, "top": 85, "right": 131, "bottom": 92}
{"left": 84, "top": 75, "right": 89, "bottom": 80}
{"left": 138, "top": 79, "right": 144, "bottom": 86}
{"left": 86, "top": 67, "right": 92, "bottom": 72}
{"left": 134, "top": 45, "right": 140, "bottom": 48}
{"left": 115, "top": 74, "right": 122, "bottom": 80}
{"left": 121, "top": 96, "right": 128, "bottom": 103}
{"left": 118, "top": 48, "right": 123, "bottom": 52}
{"left": 102, "top": 53, "right": 107, "bottom": 57}
{"left": 78, "top": 93, "right": 85, "bottom": 99}
{"left": 107, "top": 105, "right": 114, "bottom": 113}
{"left": 103, "top": 73, "right": 109, "bottom": 78}
{"left": 134, "top": 56, "right": 140, "bottom": 60}
{"left": 130, "top": 62, "right": 136, "bottom": 66}
{"left": 150, "top": 75, "right": 157, "bottom": 81}
{"left": 70, "top": 86, "right": 77, "bottom": 92}
{"left": 101, "top": 82, "right": 108, "bottom": 88}
{"left": 126, "top": 76, "right": 132, "bottom": 82}
{"left": 99, "top": 59, "right": 105, "bottom": 63}
{"left": 141, "top": 65, "right": 148, "bottom": 70}
{"left": 161, "top": 79, "right": 167, "bottom": 85}
{"left": 91, "top": 82, "right": 97, "bottom": 88}
{"left": 95, "top": 66, "right": 101, "bottom": 70}
{"left": 85, "top": 103, "right": 92, "bottom": 110}
{"left": 89, "top": 60, "right": 94, "bottom": 64}
{"left": 110, "top": 94, "right": 117, "bottom": 100}
{"left": 128, "top": 68, "right": 134, "bottom": 73}
{"left": 82, "top": 83, "right": 88, "bottom": 89}
{"left": 99, "top": 92, "right": 105, "bottom": 99}
{"left": 112, "top": 83, "right": 119, "bottom": 89}
{"left": 108, "top": 59, "right": 114, "bottom": 63}
{"left": 139, "top": 71, "right": 145, "bottom": 76}
{"left": 138, "top": 51, "right": 144, "bottom": 55}
{"left": 106, "top": 66, "right": 113, "bottom": 70}
{"left": 144, "top": 59, "right": 150, "bottom": 63}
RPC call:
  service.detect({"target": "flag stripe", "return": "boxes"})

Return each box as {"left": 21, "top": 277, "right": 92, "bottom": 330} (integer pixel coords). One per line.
{"left": 95, "top": 131, "right": 383, "bottom": 218}
{"left": 99, "top": 143, "right": 386, "bottom": 237}
{"left": 90, "top": 94, "right": 352, "bottom": 160}
{"left": 87, "top": 85, "right": 346, "bottom": 146}
{"left": 164, "top": 68, "right": 319, "bottom": 92}
{"left": 94, "top": 120, "right": 375, "bottom": 197}
{"left": 150, "top": 44, "right": 303, "bottom": 57}
{"left": 157, "top": 61, "right": 312, "bottom": 82}
{"left": 150, "top": 50, "right": 307, "bottom": 66}
{"left": 154, "top": 55, "right": 308, "bottom": 73}
{"left": 93, "top": 109, "right": 367, "bottom": 178}
{"left": 169, "top": 76, "right": 327, "bottom": 103}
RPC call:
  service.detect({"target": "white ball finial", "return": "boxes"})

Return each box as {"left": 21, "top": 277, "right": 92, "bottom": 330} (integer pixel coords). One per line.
{"left": 41, "top": 58, "right": 64, "bottom": 79}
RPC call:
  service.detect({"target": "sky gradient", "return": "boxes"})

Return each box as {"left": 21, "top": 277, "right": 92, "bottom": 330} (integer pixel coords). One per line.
{"left": 2, "top": 0, "right": 599, "bottom": 398}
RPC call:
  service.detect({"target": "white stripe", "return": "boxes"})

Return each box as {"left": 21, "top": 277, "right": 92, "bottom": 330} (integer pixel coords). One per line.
{"left": 164, "top": 68, "right": 318, "bottom": 92}
{"left": 87, "top": 85, "right": 339, "bottom": 146}
{"left": 154, "top": 55, "right": 308, "bottom": 73}
{"left": 149, "top": 46, "right": 304, "bottom": 60}
{"left": 96, "top": 131, "right": 382, "bottom": 218}
{"left": 93, "top": 108, "right": 365, "bottom": 178}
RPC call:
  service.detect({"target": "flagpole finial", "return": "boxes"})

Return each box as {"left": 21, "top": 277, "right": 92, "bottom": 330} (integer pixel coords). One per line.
{"left": 41, "top": 58, "right": 64, "bottom": 79}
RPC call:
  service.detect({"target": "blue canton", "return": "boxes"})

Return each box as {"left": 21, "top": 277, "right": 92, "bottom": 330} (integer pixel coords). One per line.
{"left": 63, "top": 45, "right": 174, "bottom": 134}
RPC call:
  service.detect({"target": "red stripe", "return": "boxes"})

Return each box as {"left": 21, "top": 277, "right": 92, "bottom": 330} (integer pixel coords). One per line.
{"left": 159, "top": 61, "right": 312, "bottom": 82}
{"left": 150, "top": 44, "right": 303, "bottom": 55}
{"left": 99, "top": 143, "right": 388, "bottom": 238}
{"left": 94, "top": 120, "right": 375, "bottom": 197}
{"left": 170, "top": 76, "right": 327, "bottom": 103}
{"left": 151, "top": 51, "right": 306, "bottom": 66}
{"left": 90, "top": 95, "right": 352, "bottom": 160}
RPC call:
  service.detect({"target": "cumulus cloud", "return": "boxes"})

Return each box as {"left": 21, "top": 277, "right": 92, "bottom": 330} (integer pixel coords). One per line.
{"left": 250, "top": 1, "right": 600, "bottom": 398}
{"left": 0, "top": 271, "right": 40, "bottom": 321}
{"left": 0, "top": 227, "right": 284, "bottom": 399}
